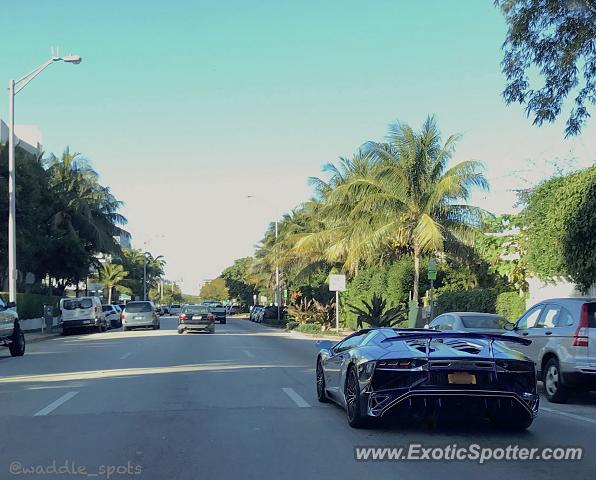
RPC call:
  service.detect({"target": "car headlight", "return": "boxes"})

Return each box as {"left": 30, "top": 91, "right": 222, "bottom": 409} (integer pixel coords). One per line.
{"left": 358, "top": 361, "right": 376, "bottom": 381}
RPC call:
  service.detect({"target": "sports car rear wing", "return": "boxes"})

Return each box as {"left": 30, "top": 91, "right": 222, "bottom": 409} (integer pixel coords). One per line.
{"left": 382, "top": 331, "right": 532, "bottom": 346}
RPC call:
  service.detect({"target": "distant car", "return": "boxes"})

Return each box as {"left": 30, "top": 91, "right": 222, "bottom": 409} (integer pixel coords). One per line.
{"left": 316, "top": 328, "right": 538, "bottom": 430}
{"left": 504, "top": 298, "right": 596, "bottom": 403}
{"left": 206, "top": 303, "right": 227, "bottom": 324}
{"left": 102, "top": 304, "right": 122, "bottom": 328}
{"left": 155, "top": 305, "right": 164, "bottom": 316}
{"left": 178, "top": 304, "right": 215, "bottom": 334}
{"left": 427, "top": 312, "right": 509, "bottom": 334}
{"left": 161, "top": 305, "right": 170, "bottom": 315}
{"left": 0, "top": 296, "right": 25, "bottom": 357}
{"left": 169, "top": 304, "right": 183, "bottom": 316}
{"left": 249, "top": 306, "right": 263, "bottom": 322}
{"left": 250, "top": 306, "right": 265, "bottom": 323}
{"left": 60, "top": 296, "right": 109, "bottom": 334}
{"left": 121, "top": 301, "right": 160, "bottom": 331}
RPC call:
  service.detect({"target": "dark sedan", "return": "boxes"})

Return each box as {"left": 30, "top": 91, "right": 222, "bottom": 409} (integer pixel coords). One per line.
{"left": 316, "top": 328, "right": 538, "bottom": 430}
{"left": 178, "top": 305, "right": 215, "bottom": 334}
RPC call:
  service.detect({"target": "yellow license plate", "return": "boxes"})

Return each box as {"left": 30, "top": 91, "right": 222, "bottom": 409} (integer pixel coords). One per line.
{"left": 448, "top": 372, "right": 476, "bottom": 385}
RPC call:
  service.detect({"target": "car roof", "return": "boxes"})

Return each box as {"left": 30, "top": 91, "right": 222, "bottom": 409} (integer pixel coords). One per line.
{"left": 535, "top": 298, "right": 596, "bottom": 303}
{"left": 440, "top": 312, "right": 504, "bottom": 317}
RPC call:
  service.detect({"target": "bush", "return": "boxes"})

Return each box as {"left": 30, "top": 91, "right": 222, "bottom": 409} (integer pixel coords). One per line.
{"left": 295, "top": 323, "right": 322, "bottom": 334}
{"left": 0, "top": 292, "right": 61, "bottom": 320}
{"left": 496, "top": 292, "right": 526, "bottom": 322}
{"left": 286, "top": 321, "right": 299, "bottom": 330}
{"left": 436, "top": 289, "right": 497, "bottom": 315}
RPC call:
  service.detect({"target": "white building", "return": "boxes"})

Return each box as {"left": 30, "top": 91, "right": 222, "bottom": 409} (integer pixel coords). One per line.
{"left": 0, "top": 120, "right": 43, "bottom": 156}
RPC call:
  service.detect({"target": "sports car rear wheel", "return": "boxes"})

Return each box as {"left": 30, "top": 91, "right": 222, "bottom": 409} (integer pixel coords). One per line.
{"left": 316, "top": 359, "right": 329, "bottom": 403}
{"left": 345, "top": 366, "right": 369, "bottom": 428}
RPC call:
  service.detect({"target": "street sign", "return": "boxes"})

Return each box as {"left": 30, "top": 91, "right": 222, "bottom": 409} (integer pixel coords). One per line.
{"left": 329, "top": 274, "right": 346, "bottom": 292}
{"left": 428, "top": 259, "right": 437, "bottom": 281}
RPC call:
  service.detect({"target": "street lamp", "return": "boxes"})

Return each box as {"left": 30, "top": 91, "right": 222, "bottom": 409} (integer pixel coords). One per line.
{"left": 247, "top": 195, "right": 281, "bottom": 324}
{"left": 7, "top": 51, "right": 82, "bottom": 303}
{"left": 143, "top": 252, "right": 151, "bottom": 301}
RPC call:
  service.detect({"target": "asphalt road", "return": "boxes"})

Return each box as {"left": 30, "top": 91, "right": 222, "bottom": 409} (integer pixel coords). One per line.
{"left": 0, "top": 317, "right": 595, "bottom": 480}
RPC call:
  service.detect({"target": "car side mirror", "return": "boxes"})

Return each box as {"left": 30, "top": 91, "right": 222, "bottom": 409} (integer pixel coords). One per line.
{"left": 503, "top": 322, "right": 516, "bottom": 331}
{"left": 423, "top": 324, "right": 429, "bottom": 329}
{"left": 316, "top": 340, "right": 334, "bottom": 351}
{"left": 6, "top": 301, "right": 16, "bottom": 309}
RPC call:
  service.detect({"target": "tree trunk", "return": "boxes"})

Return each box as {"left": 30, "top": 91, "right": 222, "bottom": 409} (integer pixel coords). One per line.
{"left": 413, "top": 247, "right": 420, "bottom": 304}
{"left": 108, "top": 285, "right": 112, "bottom": 304}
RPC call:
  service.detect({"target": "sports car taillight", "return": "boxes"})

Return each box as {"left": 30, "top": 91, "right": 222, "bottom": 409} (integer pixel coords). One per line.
{"left": 179, "top": 313, "right": 187, "bottom": 322}
{"left": 573, "top": 304, "right": 590, "bottom": 347}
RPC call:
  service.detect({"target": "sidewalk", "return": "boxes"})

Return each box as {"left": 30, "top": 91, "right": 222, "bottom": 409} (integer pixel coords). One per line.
{"left": 24, "top": 327, "right": 62, "bottom": 344}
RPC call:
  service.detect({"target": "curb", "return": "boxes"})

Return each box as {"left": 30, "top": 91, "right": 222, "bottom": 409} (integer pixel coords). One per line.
{"left": 25, "top": 331, "right": 61, "bottom": 344}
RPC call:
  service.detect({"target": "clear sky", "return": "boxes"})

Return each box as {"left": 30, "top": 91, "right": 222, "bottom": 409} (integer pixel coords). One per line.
{"left": 1, "top": 0, "right": 594, "bottom": 293}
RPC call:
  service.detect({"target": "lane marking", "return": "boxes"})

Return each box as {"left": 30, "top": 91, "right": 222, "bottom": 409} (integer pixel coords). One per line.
{"left": 34, "top": 391, "right": 79, "bottom": 416}
{"left": 540, "top": 406, "right": 596, "bottom": 425}
{"left": 243, "top": 350, "right": 255, "bottom": 358}
{"left": 282, "top": 387, "right": 311, "bottom": 408}
{"left": 120, "top": 352, "right": 132, "bottom": 360}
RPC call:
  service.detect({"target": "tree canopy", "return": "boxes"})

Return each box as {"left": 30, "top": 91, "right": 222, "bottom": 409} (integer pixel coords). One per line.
{"left": 496, "top": 0, "right": 596, "bottom": 136}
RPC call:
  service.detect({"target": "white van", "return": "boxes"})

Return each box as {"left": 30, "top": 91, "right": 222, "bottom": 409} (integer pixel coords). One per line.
{"left": 60, "top": 296, "right": 109, "bottom": 334}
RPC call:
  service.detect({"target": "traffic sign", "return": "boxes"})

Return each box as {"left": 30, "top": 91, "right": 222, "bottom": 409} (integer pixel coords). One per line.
{"left": 329, "top": 274, "right": 346, "bottom": 292}
{"left": 428, "top": 259, "right": 437, "bottom": 281}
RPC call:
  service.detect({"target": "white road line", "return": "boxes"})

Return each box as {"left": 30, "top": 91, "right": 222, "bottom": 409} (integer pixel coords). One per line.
{"left": 243, "top": 350, "right": 255, "bottom": 358}
{"left": 282, "top": 387, "right": 311, "bottom": 408}
{"left": 34, "top": 391, "right": 79, "bottom": 416}
{"left": 540, "top": 407, "right": 596, "bottom": 425}
{"left": 120, "top": 352, "right": 132, "bottom": 360}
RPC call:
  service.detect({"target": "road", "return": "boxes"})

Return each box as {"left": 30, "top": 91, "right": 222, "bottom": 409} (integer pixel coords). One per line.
{"left": 0, "top": 317, "right": 595, "bottom": 480}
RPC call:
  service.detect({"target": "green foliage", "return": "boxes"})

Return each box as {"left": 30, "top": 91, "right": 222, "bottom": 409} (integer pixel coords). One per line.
{"left": 221, "top": 257, "right": 258, "bottom": 306}
{"left": 1, "top": 292, "right": 61, "bottom": 320}
{"left": 436, "top": 289, "right": 497, "bottom": 315}
{"left": 348, "top": 293, "right": 403, "bottom": 328}
{"left": 286, "top": 298, "right": 315, "bottom": 324}
{"left": 199, "top": 278, "right": 229, "bottom": 302}
{"left": 149, "top": 281, "right": 183, "bottom": 305}
{"left": 117, "top": 249, "right": 165, "bottom": 299}
{"left": 286, "top": 321, "right": 299, "bottom": 330}
{"left": 496, "top": 292, "right": 526, "bottom": 322}
{"left": 96, "top": 263, "right": 128, "bottom": 303}
{"left": 525, "top": 166, "right": 596, "bottom": 291}
{"left": 496, "top": 0, "right": 595, "bottom": 136}
{"left": 294, "top": 323, "right": 322, "bottom": 334}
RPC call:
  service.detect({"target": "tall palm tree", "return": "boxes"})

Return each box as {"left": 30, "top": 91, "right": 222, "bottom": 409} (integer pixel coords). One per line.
{"left": 316, "top": 116, "right": 489, "bottom": 312}
{"left": 99, "top": 263, "right": 128, "bottom": 304}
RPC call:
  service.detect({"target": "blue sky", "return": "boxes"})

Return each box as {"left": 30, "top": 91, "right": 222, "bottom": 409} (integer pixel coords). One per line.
{"left": 1, "top": 0, "right": 594, "bottom": 293}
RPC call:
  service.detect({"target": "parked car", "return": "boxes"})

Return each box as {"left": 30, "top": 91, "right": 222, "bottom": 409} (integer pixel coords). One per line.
{"left": 263, "top": 305, "right": 286, "bottom": 322}
{"left": 426, "top": 312, "right": 509, "bottom": 333}
{"left": 178, "top": 304, "right": 215, "bottom": 334}
{"left": 155, "top": 305, "right": 164, "bottom": 316}
{"left": 250, "top": 306, "right": 265, "bottom": 323}
{"left": 249, "top": 306, "right": 264, "bottom": 322}
{"left": 121, "top": 301, "right": 160, "bottom": 331}
{"left": 206, "top": 303, "right": 227, "bottom": 324}
{"left": 316, "top": 328, "right": 538, "bottom": 429}
{"left": 0, "top": 296, "right": 25, "bottom": 357}
{"left": 161, "top": 305, "right": 171, "bottom": 315}
{"left": 60, "top": 296, "right": 109, "bottom": 334}
{"left": 169, "top": 304, "right": 183, "bottom": 316}
{"left": 504, "top": 298, "right": 596, "bottom": 403}
{"left": 102, "top": 304, "right": 122, "bottom": 328}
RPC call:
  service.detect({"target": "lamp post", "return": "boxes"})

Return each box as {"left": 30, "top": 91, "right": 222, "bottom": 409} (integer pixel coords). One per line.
{"left": 7, "top": 51, "right": 82, "bottom": 303}
{"left": 143, "top": 252, "right": 150, "bottom": 301}
{"left": 247, "top": 195, "right": 281, "bottom": 324}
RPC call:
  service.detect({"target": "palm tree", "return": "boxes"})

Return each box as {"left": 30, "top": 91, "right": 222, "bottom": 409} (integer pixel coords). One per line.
{"left": 314, "top": 116, "right": 489, "bottom": 316}
{"left": 99, "top": 263, "right": 128, "bottom": 304}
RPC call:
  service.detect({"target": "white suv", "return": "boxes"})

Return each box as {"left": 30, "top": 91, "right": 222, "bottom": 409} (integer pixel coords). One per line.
{"left": 0, "top": 297, "right": 25, "bottom": 357}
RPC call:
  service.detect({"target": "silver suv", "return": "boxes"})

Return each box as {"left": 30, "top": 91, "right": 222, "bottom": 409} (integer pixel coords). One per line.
{"left": 505, "top": 298, "right": 596, "bottom": 403}
{"left": 0, "top": 297, "right": 25, "bottom": 357}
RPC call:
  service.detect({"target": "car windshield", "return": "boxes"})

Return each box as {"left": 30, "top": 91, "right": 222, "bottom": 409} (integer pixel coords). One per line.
{"left": 125, "top": 302, "right": 152, "bottom": 313}
{"left": 171, "top": 304, "right": 181, "bottom": 308}
{"left": 101, "top": 305, "right": 112, "bottom": 312}
{"left": 183, "top": 305, "right": 209, "bottom": 315}
{"left": 460, "top": 315, "right": 506, "bottom": 329}
{"left": 62, "top": 298, "right": 93, "bottom": 310}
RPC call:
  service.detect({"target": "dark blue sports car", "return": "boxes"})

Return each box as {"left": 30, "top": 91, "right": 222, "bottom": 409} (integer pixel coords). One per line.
{"left": 316, "top": 328, "right": 539, "bottom": 429}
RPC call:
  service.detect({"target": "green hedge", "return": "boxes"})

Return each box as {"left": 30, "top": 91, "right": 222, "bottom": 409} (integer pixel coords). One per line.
{"left": 436, "top": 289, "right": 497, "bottom": 315}
{"left": 496, "top": 292, "right": 526, "bottom": 322}
{"left": 0, "top": 292, "right": 61, "bottom": 320}
{"left": 286, "top": 321, "right": 299, "bottom": 330}
{"left": 295, "top": 323, "right": 322, "bottom": 334}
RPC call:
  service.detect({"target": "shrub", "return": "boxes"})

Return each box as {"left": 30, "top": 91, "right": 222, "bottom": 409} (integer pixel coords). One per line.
{"left": 1, "top": 292, "right": 61, "bottom": 320}
{"left": 436, "top": 289, "right": 497, "bottom": 315}
{"left": 295, "top": 323, "right": 322, "bottom": 334}
{"left": 286, "top": 321, "right": 299, "bottom": 330}
{"left": 496, "top": 292, "right": 526, "bottom": 322}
